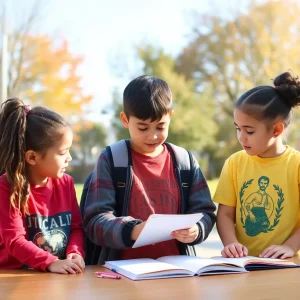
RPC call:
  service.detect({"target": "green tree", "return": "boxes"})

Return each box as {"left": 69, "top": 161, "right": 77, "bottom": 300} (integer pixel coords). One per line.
{"left": 111, "top": 88, "right": 130, "bottom": 141}
{"left": 71, "top": 121, "right": 107, "bottom": 182}
{"left": 177, "top": 0, "right": 300, "bottom": 113}
{"left": 175, "top": 0, "right": 300, "bottom": 174}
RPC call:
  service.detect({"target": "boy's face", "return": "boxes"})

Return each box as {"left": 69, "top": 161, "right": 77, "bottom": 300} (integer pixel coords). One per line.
{"left": 120, "top": 112, "right": 172, "bottom": 156}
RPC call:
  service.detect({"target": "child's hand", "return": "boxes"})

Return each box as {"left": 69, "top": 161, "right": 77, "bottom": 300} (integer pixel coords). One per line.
{"left": 259, "top": 244, "right": 295, "bottom": 259}
{"left": 171, "top": 224, "right": 199, "bottom": 243}
{"left": 131, "top": 222, "right": 145, "bottom": 241}
{"left": 67, "top": 253, "right": 85, "bottom": 270}
{"left": 222, "top": 242, "right": 248, "bottom": 258}
{"left": 46, "top": 258, "right": 83, "bottom": 274}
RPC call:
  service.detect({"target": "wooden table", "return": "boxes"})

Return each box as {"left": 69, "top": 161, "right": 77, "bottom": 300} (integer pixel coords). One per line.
{"left": 1, "top": 257, "right": 300, "bottom": 300}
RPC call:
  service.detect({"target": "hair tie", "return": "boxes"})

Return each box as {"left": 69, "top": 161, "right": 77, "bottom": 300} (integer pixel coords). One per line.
{"left": 24, "top": 104, "right": 31, "bottom": 115}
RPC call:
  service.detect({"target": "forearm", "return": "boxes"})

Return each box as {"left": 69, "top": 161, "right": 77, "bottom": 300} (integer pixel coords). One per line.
{"left": 6, "top": 236, "right": 58, "bottom": 271}
{"left": 283, "top": 227, "right": 300, "bottom": 252}
{"left": 83, "top": 185, "right": 143, "bottom": 249}
{"left": 0, "top": 198, "right": 58, "bottom": 271}
{"left": 84, "top": 211, "right": 141, "bottom": 249}
{"left": 217, "top": 213, "right": 238, "bottom": 246}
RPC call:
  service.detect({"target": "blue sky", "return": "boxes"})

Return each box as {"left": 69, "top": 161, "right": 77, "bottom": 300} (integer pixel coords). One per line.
{"left": 3, "top": 0, "right": 250, "bottom": 123}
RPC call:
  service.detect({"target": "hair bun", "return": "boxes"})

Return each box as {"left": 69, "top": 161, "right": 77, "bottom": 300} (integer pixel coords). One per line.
{"left": 274, "top": 71, "right": 300, "bottom": 108}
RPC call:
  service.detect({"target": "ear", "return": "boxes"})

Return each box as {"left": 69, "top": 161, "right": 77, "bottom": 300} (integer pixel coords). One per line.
{"left": 272, "top": 122, "right": 284, "bottom": 137}
{"left": 25, "top": 150, "right": 38, "bottom": 165}
{"left": 120, "top": 112, "right": 129, "bottom": 128}
{"left": 169, "top": 110, "right": 174, "bottom": 118}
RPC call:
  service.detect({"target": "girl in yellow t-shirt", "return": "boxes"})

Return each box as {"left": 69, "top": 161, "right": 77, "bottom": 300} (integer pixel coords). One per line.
{"left": 214, "top": 71, "right": 300, "bottom": 259}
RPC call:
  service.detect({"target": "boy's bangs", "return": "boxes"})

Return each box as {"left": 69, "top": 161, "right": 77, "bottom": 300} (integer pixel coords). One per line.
{"left": 131, "top": 92, "right": 172, "bottom": 121}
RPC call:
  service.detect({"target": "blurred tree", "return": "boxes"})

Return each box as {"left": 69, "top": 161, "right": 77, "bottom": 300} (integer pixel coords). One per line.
{"left": 71, "top": 121, "right": 107, "bottom": 182}
{"left": 111, "top": 88, "right": 130, "bottom": 141}
{"left": 176, "top": 0, "right": 300, "bottom": 114}
{"left": 7, "top": 34, "right": 92, "bottom": 117}
{"left": 175, "top": 0, "right": 300, "bottom": 175}
{"left": 1, "top": 1, "right": 91, "bottom": 117}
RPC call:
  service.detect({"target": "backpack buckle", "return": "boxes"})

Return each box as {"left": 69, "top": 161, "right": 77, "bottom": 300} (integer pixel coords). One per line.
{"left": 182, "top": 183, "right": 189, "bottom": 188}
{"left": 117, "top": 182, "right": 126, "bottom": 188}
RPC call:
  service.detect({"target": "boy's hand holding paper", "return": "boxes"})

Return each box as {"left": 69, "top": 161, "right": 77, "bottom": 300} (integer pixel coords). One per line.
{"left": 171, "top": 224, "right": 199, "bottom": 243}
{"left": 131, "top": 222, "right": 146, "bottom": 241}
{"left": 132, "top": 213, "right": 203, "bottom": 248}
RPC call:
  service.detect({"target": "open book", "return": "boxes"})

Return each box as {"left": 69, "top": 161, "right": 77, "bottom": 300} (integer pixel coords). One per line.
{"left": 104, "top": 255, "right": 299, "bottom": 281}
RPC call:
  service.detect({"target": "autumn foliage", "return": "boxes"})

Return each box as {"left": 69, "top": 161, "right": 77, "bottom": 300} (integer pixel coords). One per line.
{"left": 8, "top": 34, "right": 92, "bottom": 117}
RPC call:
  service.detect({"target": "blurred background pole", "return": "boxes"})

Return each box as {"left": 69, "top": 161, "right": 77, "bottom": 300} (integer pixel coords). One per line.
{"left": 1, "top": 20, "right": 7, "bottom": 106}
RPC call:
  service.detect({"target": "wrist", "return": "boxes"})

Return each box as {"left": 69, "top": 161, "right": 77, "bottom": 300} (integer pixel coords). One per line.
{"left": 131, "top": 223, "right": 144, "bottom": 240}
{"left": 131, "top": 226, "right": 139, "bottom": 240}
{"left": 187, "top": 223, "right": 203, "bottom": 245}
{"left": 283, "top": 242, "right": 298, "bottom": 253}
{"left": 67, "top": 252, "right": 82, "bottom": 257}
{"left": 224, "top": 239, "right": 239, "bottom": 246}
{"left": 46, "top": 258, "right": 59, "bottom": 271}
{"left": 122, "top": 219, "right": 142, "bottom": 247}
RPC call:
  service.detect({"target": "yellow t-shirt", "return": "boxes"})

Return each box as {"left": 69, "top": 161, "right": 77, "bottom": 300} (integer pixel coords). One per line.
{"left": 213, "top": 146, "right": 300, "bottom": 256}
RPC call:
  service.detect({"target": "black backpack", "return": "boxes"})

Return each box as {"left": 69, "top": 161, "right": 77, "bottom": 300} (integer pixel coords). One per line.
{"left": 80, "top": 139, "right": 194, "bottom": 265}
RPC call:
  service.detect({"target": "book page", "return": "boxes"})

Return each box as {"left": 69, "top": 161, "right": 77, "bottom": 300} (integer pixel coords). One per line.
{"left": 157, "top": 255, "right": 240, "bottom": 274}
{"left": 211, "top": 256, "right": 257, "bottom": 267}
{"left": 105, "top": 259, "right": 185, "bottom": 274}
{"left": 132, "top": 213, "right": 203, "bottom": 248}
{"left": 211, "top": 256, "right": 289, "bottom": 268}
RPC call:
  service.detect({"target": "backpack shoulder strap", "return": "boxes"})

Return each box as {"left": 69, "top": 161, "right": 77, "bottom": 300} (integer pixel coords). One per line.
{"left": 164, "top": 143, "right": 194, "bottom": 211}
{"left": 106, "top": 139, "right": 131, "bottom": 215}
{"left": 80, "top": 140, "right": 132, "bottom": 266}
{"left": 107, "top": 139, "right": 132, "bottom": 167}
{"left": 80, "top": 172, "right": 102, "bottom": 265}
{"left": 165, "top": 143, "right": 192, "bottom": 171}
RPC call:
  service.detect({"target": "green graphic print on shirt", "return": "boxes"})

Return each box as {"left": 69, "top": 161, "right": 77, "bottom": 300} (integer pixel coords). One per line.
{"left": 239, "top": 176, "right": 284, "bottom": 237}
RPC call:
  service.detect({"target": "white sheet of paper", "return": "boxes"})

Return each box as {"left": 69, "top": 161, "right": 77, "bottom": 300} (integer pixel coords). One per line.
{"left": 132, "top": 213, "right": 203, "bottom": 248}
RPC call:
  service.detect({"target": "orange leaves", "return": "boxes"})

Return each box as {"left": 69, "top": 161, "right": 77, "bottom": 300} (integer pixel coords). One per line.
{"left": 9, "top": 34, "right": 92, "bottom": 117}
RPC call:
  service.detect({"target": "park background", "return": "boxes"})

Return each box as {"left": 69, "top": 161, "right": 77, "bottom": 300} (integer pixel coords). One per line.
{"left": 1, "top": 0, "right": 300, "bottom": 256}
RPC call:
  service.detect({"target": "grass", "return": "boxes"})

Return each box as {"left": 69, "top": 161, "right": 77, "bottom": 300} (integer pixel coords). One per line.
{"left": 75, "top": 184, "right": 84, "bottom": 202}
{"left": 207, "top": 179, "right": 218, "bottom": 198}
{"left": 74, "top": 179, "right": 219, "bottom": 204}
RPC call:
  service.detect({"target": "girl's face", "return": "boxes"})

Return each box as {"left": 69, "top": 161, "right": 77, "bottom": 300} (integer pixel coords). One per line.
{"left": 29, "top": 126, "right": 73, "bottom": 185}
{"left": 233, "top": 108, "right": 280, "bottom": 158}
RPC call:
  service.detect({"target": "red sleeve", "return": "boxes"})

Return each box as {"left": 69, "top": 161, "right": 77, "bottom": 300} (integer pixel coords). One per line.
{"left": 66, "top": 178, "right": 85, "bottom": 258}
{"left": 0, "top": 180, "right": 57, "bottom": 271}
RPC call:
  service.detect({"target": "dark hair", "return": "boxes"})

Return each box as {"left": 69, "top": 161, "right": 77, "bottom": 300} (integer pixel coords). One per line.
{"left": 123, "top": 75, "right": 172, "bottom": 121}
{"left": 235, "top": 71, "right": 300, "bottom": 127}
{"left": 0, "top": 98, "right": 69, "bottom": 213}
{"left": 258, "top": 176, "right": 269, "bottom": 184}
